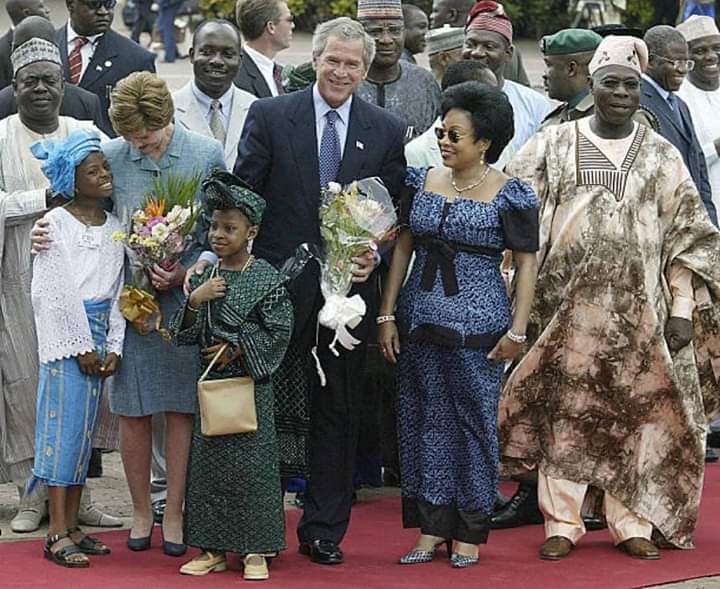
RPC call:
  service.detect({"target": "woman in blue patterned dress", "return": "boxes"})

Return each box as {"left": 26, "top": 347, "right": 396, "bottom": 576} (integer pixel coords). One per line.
{"left": 378, "top": 82, "right": 539, "bottom": 567}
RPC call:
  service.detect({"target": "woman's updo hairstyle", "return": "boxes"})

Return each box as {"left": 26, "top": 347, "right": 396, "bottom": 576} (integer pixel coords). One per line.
{"left": 440, "top": 81, "right": 514, "bottom": 164}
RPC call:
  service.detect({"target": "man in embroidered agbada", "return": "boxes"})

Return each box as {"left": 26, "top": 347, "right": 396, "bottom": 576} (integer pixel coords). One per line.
{"left": 499, "top": 34, "right": 720, "bottom": 561}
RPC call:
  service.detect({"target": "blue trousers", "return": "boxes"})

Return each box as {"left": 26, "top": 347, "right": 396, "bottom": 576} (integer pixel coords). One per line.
{"left": 157, "top": 3, "right": 179, "bottom": 62}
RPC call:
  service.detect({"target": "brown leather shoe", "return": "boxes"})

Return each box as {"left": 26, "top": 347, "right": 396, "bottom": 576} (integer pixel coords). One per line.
{"left": 539, "top": 536, "right": 574, "bottom": 560}
{"left": 617, "top": 537, "right": 660, "bottom": 560}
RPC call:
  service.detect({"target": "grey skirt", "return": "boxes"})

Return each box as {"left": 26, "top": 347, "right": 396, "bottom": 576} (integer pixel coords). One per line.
{"left": 109, "top": 286, "right": 198, "bottom": 416}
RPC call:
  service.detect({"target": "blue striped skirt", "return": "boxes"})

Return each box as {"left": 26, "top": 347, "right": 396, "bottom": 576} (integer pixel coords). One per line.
{"left": 32, "top": 299, "right": 111, "bottom": 487}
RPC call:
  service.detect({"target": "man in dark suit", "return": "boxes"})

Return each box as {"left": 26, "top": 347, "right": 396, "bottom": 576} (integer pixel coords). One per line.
{"left": 234, "top": 0, "right": 294, "bottom": 97}
{"left": 234, "top": 17, "right": 406, "bottom": 565}
{"left": 56, "top": 0, "right": 156, "bottom": 136}
{"left": 0, "top": 0, "right": 50, "bottom": 90}
{"left": 639, "top": 25, "right": 718, "bottom": 225}
{"left": 0, "top": 15, "right": 107, "bottom": 133}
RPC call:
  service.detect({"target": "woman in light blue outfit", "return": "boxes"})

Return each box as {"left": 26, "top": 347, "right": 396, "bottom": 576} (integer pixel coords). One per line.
{"left": 103, "top": 72, "right": 225, "bottom": 556}
{"left": 30, "top": 130, "right": 126, "bottom": 567}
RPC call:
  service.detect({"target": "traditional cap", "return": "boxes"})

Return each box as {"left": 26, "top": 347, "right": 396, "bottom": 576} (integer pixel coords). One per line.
{"left": 677, "top": 15, "right": 720, "bottom": 43}
{"left": 30, "top": 130, "right": 103, "bottom": 199}
{"left": 465, "top": 1, "right": 513, "bottom": 44}
{"left": 357, "top": 0, "right": 403, "bottom": 20}
{"left": 202, "top": 169, "right": 266, "bottom": 225}
{"left": 426, "top": 25, "right": 465, "bottom": 55}
{"left": 11, "top": 37, "right": 62, "bottom": 77}
{"left": 541, "top": 28, "right": 603, "bottom": 56}
{"left": 589, "top": 35, "right": 648, "bottom": 75}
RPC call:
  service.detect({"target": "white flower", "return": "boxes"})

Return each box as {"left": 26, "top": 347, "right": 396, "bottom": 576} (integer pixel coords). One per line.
{"left": 326, "top": 182, "right": 342, "bottom": 195}
{"left": 151, "top": 223, "right": 170, "bottom": 242}
{"left": 165, "top": 205, "right": 191, "bottom": 229}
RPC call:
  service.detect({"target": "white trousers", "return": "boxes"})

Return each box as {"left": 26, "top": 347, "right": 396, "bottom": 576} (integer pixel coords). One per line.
{"left": 538, "top": 471, "right": 652, "bottom": 545}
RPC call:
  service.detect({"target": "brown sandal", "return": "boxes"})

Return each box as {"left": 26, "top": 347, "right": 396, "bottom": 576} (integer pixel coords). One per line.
{"left": 44, "top": 531, "right": 90, "bottom": 568}
{"left": 68, "top": 526, "right": 111, "bottom": 555}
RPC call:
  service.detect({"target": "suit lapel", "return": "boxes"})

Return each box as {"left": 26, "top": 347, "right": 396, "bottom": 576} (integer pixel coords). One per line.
{"left": 643, "top": 81, "right": 689, "bottom": 140}
{"left": 225, "top": 87, "right": 249, "bottom": 164}
{"left": 337, "top": 98, "right": 371, "bottom": 185}
{"left": 80, "top": 31, "right": 119, "bottom": 88}
{"left": 242, "top": 51, "right": 272, "bottom": 98}
{"left": 174, "top": 84, "right": 211, "bottom": 136}
{"left": 288, "top": 88, "right": 320, "bottom": 201}
{"left": 56, "top": 26, "right": 71, "bottom": 79}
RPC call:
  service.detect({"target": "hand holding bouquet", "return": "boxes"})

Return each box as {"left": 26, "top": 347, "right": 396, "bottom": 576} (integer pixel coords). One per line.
{"left": 113, "top": 172, "right": 202, "bottom": 337}
{"left": 314, "top": 178, "right": 397, "bottom": 371}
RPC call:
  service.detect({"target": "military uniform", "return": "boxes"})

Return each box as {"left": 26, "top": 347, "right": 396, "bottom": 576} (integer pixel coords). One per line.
{"left": 541, "top": 92, "right": 595, "bottom": 128}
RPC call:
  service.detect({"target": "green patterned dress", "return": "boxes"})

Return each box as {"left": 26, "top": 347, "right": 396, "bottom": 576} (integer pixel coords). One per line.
{"left": 170, "top": 258, "right": 293, "bottom": 554}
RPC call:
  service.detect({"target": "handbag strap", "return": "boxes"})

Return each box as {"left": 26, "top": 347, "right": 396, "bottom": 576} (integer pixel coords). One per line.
{"left": 199, "top": 342, "right": 228, "bottom": 382}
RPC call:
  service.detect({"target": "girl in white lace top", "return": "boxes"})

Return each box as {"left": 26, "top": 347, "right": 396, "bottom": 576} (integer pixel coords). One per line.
{"left": 28, "top": 130, "right": 125, "bottom": 568}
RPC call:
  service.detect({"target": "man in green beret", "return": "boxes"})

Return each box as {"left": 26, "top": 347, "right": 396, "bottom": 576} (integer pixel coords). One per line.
{"left": 540, "top": 28, "right": 603, "bottom": 128}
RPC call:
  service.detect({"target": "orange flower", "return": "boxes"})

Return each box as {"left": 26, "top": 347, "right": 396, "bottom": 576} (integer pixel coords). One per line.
{"left": 144, "top": 198, "right": 167, "bottom": 217}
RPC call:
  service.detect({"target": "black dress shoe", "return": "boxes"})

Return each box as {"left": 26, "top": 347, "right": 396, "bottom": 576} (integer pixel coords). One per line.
{"left": 299, "top": 539, "right": 344, "bottom": 565}
{"left": 491, "top": 484, "right": 544, "bottom": 529}
{"left": 87, "top": 449, "right": 103, "bottom": 478}
{"left": 152, "top": 499, "right": 166, "bottom": 525}
{"left": 582, "top": 515, "right": 607, "bottom": 531}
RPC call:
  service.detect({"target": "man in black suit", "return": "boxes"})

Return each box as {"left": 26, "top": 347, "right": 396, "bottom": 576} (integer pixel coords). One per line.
{"left": 0, "top": 0, "right": 50, "bottom": 90}
{"left": 56, "top": 0, "right": 156, "bottom": 136}
{"left": 638, "top": 25, "right": 718, "bottom": 226}
{"left": 0, "top": 16, "right": 106, "bottom": 133}
{"left": 234, "top": 17, "right": 406, "bottom": 565}
{"left": 234, "top": 0, "right": 294, "bottom": 97}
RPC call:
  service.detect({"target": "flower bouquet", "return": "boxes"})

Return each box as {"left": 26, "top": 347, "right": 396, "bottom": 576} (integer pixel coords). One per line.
{"left": 313, "top": 178, "right": 397, "bottom": 381}
{"left": 113, "top": 171, "right": 202, "bottom": 337}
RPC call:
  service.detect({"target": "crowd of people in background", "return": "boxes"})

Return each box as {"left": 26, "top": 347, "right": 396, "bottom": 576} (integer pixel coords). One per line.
{"left": 1, "top": 0, "right": 720, "bottom": 582}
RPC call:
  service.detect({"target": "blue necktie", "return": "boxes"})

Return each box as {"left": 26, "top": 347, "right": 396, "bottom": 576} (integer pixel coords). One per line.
{"left": 319, "top": 110, "right": 341, "bottom": 188}
{"left": 667, "top": 93, "right": 684, "bottom": 129}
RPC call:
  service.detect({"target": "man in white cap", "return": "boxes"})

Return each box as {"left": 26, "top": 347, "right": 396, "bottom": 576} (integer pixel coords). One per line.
{"left": 500, "top": 34, "right": 720, "bottom": 561}
{"left": 426, "top": 24, "right": 465, "bottom": 82}
{"left": 678, "top": 16, "right": 720, "bottom": 216}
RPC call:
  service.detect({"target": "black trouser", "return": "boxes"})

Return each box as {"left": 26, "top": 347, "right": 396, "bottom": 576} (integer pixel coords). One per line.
{"left": 652, "top": 0, "right": 680, "bottom": 24}
{"left": 403, "top": 498, "right": 490, "bottom": 545}
{"left": 297, "top": 283, "right": 376, "bottom": 545}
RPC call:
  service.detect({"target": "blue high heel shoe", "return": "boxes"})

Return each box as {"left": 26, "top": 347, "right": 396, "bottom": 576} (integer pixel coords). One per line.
{"left": 127, "top": 529, "right": 152, "bottom": 551}
{"left": 162, "top": 526, "right": 187, "bottom": 557}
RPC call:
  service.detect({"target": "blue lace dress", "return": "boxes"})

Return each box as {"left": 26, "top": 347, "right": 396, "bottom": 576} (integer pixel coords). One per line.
{"left": 397, "top": 167, "right": 538, "bottom": 544}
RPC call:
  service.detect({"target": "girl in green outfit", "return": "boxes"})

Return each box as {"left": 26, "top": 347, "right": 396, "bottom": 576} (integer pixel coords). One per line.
{"left": 171, "top": 170, "right": 293, "bottom": 581}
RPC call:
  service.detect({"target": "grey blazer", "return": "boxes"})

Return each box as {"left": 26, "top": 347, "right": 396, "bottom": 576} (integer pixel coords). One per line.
{"left": 172, "top": 81, "right": 256, "bottom": 169}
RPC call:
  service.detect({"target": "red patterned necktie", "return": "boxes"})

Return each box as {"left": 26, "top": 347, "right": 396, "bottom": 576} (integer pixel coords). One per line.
{"left": 69, "top": 36, "right": 89, "bottom": 84}
{"left": 273, "top": 63, "right": 285, "bottom": 96}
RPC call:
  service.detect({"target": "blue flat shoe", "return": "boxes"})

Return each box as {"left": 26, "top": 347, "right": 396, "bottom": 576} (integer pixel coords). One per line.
{"left": 127, "top": 530, "right": 152, "bottom": 551}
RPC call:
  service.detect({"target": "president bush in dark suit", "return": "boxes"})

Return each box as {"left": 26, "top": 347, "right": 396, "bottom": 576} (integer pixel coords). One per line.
{"left": 56, "top": 0, "right": 156, "bottom": 136}
{"left": 234, "top": 17, "right": 406, "bottom": 565}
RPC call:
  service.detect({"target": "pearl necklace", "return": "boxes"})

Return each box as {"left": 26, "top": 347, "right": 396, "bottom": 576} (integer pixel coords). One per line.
{"left": 451, "top": 165, "right": 491, "bottom": 195}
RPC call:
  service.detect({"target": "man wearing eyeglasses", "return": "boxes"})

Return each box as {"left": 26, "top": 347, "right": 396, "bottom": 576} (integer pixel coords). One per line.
{"left": 234, "top": 0, "right": 294, "bottom": 98}
{"left": 356, "top": 0, "right": 441, "bottom": 143}
{"left": 56, "top": 0, "right": 156, "bottom": 137}
{"left": 638, "top": 24, "right": 718, "bottom": 225}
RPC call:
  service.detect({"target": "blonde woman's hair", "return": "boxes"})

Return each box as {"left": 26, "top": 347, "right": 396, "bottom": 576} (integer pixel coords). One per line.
{"left": 109, "top": 71, "right": 174, "bottom": 136}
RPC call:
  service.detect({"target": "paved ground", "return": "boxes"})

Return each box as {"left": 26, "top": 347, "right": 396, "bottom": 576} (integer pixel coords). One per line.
{"left": 1, "top": 3, "right": 717, "bottom": 587}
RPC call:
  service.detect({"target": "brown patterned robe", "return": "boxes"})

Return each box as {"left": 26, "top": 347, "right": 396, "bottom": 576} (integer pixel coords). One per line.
{"left": 500, "top": 120, "right": 720, "bottom": 548}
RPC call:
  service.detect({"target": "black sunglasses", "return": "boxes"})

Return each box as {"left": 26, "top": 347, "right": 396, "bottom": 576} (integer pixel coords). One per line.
{"left": 81, "top": 0, "right": 117, "bottom": 10}
{"left": 434, "top": 127, "right": 466, "bottom": 143}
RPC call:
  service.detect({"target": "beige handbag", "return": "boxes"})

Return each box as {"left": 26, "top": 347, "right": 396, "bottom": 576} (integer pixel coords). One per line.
{"left": 197, "top": 343, "right": 257, "bottom": 436}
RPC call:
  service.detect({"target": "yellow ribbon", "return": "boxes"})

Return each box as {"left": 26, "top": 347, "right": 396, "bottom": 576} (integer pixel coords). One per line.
{"left": 119, "top": 286, "right": 171, "bottom": 341}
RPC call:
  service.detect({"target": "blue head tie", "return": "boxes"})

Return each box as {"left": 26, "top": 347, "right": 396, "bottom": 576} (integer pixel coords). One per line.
{"left": 31, "top": 129, "right": 103, "bottom": 199}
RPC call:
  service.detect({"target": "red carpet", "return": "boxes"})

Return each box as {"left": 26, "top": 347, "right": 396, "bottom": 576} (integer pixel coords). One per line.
{"left": 2, "top": 465, "right": 719, "bottom": 589}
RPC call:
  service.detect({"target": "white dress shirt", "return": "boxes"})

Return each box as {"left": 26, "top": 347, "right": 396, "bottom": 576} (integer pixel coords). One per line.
{"left": 190, "top": 81, "right": 234, "bottom": 132}
{"left": 243, "top": 45, "right": 281, "bottom": 97}
{"left": 313, "top": 83, "right": 352, "bottom": 158}
{"left": 66, "top": 22, "right": 103, "bottom": 82}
